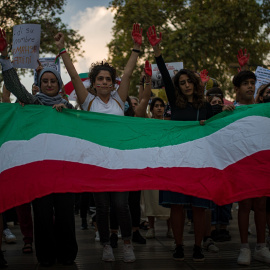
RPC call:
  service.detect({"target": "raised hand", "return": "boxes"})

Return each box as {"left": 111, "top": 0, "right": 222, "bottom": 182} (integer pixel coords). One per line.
{"left": 237, "top": 48, "right": 250, "bottom": 67}
{"left": 200, "top": 69, "right": 210, "bottom": 83}
{"left": 36, "top": 59, "right": 43, "bottom": 74}
{"left": 144, "top": 60, "right": 152, "bottom": 77}
{"left": 147, "top": 25, "right": 162, "bottom": 47}
{"left": 132, "top": 23, "right": 142, "bottom": 46}
{"left": 0, "top": 28, "right": 7, "bottom": 52}
{"left": 54, "top": 32, "right": 65, "bottom": 50}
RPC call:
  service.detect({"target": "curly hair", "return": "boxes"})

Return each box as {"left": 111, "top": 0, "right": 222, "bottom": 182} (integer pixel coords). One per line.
{"left": 173, "top": 69, "right": 205, "bottom": 109}
{"left": 88, "top": 61, "right": 117, "bottom": 90}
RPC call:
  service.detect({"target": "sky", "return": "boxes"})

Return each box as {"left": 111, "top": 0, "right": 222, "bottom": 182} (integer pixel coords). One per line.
{"left": 20, "top": 0, "right": 114, "bottom": 92}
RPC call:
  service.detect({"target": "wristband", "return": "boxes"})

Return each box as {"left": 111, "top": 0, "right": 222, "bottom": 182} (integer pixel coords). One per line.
{"left": 145, "top": 82, "right": 151, "bottom": 85}
{"left": 132, "top": 49, "right": 140, "bottom": 53}
{"left": 0, "top": 55, "right": 10, "bottom": 60}
{"left": 54, "top": 48, "right": 67, "bottom": 64}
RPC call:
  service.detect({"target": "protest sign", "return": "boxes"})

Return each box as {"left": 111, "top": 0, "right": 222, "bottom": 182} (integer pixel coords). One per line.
{"left": 151, "top": 62, "right": 183, "bottom": 89}
{"left": 255, "top": 66, "right": 270, "bottom": 96}
{"left": 12, "top": 24, "right": 41, "bottom": 69}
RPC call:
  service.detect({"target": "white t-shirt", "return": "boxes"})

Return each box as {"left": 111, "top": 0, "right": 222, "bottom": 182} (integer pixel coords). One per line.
{"left": 81, "top": 91, "right": 124, "bottom": 116}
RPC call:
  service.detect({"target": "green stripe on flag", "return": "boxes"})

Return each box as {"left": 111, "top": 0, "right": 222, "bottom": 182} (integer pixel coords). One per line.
{"left": 79, "top": 73, "right": 88, "bottom": 79}
{"left": 0, "top": 103, "right": 269, "bottom": 150}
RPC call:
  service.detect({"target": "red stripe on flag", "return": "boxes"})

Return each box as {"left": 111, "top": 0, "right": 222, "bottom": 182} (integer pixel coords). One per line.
{"left": 64, "top": 77, "right": 89, "bottom": 95}
{"left": 0, "top": 150, "right": 270, "bottom": 211}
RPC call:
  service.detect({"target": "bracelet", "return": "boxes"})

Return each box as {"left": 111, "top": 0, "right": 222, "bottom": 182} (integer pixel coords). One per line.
{"left": 145, "top": 82, "right": 151, "bottom": 85}
{"left": 0, "top": 55, "right": 10, "bottom": 60}
{"left": 132, "top": 49, "right": 140, "bottom": 53}
{"left": 54, "top": 48, "right": 67, "bottom": 64}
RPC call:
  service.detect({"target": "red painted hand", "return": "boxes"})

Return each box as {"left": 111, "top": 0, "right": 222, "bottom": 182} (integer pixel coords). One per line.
{"left": 132, "top": 23, "right": 142, "bottom": 46}
{"left": 200, "top": 69, "right": 210, "bottom": 83}
{"left": 237, "top": 48, "right": 250, "bottom": 67}
{"left": 144, "top": 60, "right": 152, "bottom": 77}
{"left": 147, "top": 25, "right": 162, "bottom": 47}
{"left": 0, "top": 29, "right": 7, "bottom": 52}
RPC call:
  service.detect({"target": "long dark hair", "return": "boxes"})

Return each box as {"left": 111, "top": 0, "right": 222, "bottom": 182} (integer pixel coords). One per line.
{"left": 125, "top": 96, "right": 135, "bottom": 117}
{"left": 255, "top": 83, "right": 270, "bottom": 103}
{"left": 173, "top": 69, "right": 204, "bottom": 109}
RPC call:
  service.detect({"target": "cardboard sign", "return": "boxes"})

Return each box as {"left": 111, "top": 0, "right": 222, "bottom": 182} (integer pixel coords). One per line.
{"left": 12, "top": 24, "right": 41, "bottom": 69}
{"left": 151, "top": 62, "right": 183, "bottom": 89}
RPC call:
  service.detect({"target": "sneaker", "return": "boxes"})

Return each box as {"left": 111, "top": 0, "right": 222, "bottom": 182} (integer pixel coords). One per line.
{"left": 110, "top": 233, "right": 118, "bottom": 248}
{"left": 146, "top": 228, "right": 155, "bottom": 239}
{"left": 167, "top": 229, "right": 174, "bottom": 239}
{"left": 0, "top": 250, "right": 8, "bottom": 268}
{"left": 237, "top": 247, "right": 251, "bottom": 265}
{"left": 102, "top": 244, "right": 115, "bottom": 262}
{"left": 254, "top": 246, "right": 270, "bottom": 263}
{"left": 95, "top": 231, "right": 100, "bottom": 242}
{"left": 81, "top": 218, "right": 88, "bottom": 230}
{"left": 123, "top": 244, "right": 135, "bottom": 262}
{"left": 139, "top": 221, "right": 149, "bottom": 230}
{"left": 203, "top": 238, "right": 219, "bottom": 253}
{"left": 193, "top": 245, "right": 205, "bottom": 262}
{"left": 3, "top": 228, "right": 16, "bottom": 244}
{"left": 173, "top": 245, "right": 184, "bottom": 261}
{"left": 132, "top": 230, "right": 146, "bottom": 244}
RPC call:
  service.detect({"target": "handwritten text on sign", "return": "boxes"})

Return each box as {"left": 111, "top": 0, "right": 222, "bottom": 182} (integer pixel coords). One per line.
{"left": 12, "top": 24, "right": 41, "bottom": 69}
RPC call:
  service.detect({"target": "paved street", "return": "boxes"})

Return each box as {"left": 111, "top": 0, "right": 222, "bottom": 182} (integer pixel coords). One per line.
{"left": 2, "top": 203, "right": 270, "bottom": 269}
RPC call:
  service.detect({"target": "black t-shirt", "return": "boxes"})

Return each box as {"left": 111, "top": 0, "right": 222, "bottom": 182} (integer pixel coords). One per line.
{"left": 155, "top": 55, "right": 213, "bottom": 121}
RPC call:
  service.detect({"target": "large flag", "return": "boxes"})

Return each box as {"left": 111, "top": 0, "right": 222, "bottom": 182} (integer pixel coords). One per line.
{"left": 0, "top": 103, "right": 270, "bottom": 212}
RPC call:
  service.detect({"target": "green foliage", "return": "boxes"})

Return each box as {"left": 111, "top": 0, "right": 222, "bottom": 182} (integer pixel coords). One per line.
{"left": 108, "top": 0, "right": 270, "bottom": 98}
{"left": 0, "top": 0, "right": 84, "bottom": 85}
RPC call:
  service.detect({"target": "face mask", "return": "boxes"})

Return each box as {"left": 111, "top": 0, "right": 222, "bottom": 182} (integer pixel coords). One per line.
{"left": 263, "top": 96, "right": 270, "bottom": 103}
{"left": 124, "top": 101, "right": 130, "bottom": 112}
{"left": 211, "top": 104, "right": 223, "bottom": 115}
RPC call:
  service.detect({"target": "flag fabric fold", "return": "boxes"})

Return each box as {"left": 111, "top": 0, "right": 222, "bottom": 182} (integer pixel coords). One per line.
{"left": 0, "top": 103, "right": 269, "bottom": 212}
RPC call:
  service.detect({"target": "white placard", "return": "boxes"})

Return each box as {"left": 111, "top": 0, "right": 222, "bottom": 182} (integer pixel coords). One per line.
{"left": 12, "top": 24, "right": 41, "bottom": 69}
{"left": 151, "top": 62, "right": 183, "bottom": 89}
{"left": 255, "top": 66, "right": 270, "bottom": 96}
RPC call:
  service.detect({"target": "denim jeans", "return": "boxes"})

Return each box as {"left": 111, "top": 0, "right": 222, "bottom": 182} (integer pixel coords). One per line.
{"left": 93, "top": 192, "right": 131, "bottom": 245}
{"left": 110, "top": 191, "right": 141, "bottom": 230}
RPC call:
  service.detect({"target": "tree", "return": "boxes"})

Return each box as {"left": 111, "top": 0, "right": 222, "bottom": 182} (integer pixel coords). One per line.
{"left": 0, "top": 0, "right": 84, "bottom": 86}
{"left": 108, "top": 0, "right": 270, "bottom": 98}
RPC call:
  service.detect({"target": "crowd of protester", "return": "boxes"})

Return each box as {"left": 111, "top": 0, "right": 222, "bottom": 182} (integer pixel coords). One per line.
{"left": 0, "top": 23, "right": 270, "bottom": 268}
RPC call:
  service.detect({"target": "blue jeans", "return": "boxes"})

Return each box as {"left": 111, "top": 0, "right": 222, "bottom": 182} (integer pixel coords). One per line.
{"left": 93, "top": 192, "right": 131, "bottom": 245}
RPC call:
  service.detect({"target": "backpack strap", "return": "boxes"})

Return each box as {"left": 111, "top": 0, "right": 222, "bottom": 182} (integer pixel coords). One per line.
{"left": 88, "top": 97, "right": 123, "bottom": 111}
{"left": 112, "top": 98, "right": 123, "bottom": 110}
{"left": 87, "top": 97, "right": 96, "bottom": 111}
